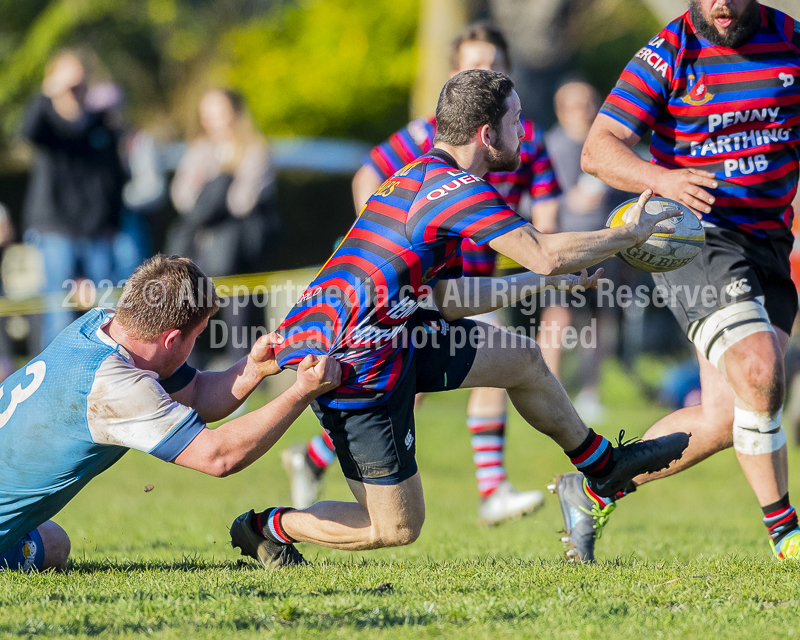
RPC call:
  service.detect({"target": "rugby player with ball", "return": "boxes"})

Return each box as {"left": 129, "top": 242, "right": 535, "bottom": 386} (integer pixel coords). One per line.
{"left": 230, "top": 69, "right": 691, "bottom": 568}
{"left": 552, "top": 0, "right": 800, "bottom": 561}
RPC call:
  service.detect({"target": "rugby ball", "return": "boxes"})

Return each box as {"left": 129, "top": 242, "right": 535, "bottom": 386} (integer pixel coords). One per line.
{"left": 605, "top": 196, "right": 705, "bottom": 273}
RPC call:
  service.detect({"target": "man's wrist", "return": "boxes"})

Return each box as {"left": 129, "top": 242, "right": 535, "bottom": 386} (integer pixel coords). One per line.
{"left": 242, "top": 357, "right": 268, "bottom": 388}
{"left": 242, "top": 356, "right": 268, "bottom": 386}
{"left": 288, "top": 381, "right": 317, "bottom": 404}
{"left": 646, "top": 164, "right": 668, "bottom": 194}
{"left": 617, "top": 223, "right": 640, "bottom": 247}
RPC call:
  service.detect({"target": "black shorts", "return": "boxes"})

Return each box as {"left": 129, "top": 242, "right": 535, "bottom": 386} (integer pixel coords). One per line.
{"left": 652, "top": 226, "right": 797, "bottom": 336}
{"left": 311, "top": 317, "right": 479, "bottom": 485}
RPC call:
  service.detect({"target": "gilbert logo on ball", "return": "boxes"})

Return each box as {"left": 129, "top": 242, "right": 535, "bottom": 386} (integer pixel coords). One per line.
{"left": 605, "top": 196, "right": 705, "bottom": 273}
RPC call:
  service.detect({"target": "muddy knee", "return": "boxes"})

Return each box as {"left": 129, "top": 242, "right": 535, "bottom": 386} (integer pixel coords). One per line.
{"left": 372, "top": 511, "right": 425, "bottom": 548}
{"left": 508, "top": 337, "right": 549, "bottom": 386}
{"left": 38, "top": 521, "right": 70, "bottom": 570}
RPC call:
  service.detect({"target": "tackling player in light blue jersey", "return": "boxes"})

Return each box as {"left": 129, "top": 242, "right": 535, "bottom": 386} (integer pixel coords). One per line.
{"left": 0, "top": 255, "right": 340, "bottom": 571}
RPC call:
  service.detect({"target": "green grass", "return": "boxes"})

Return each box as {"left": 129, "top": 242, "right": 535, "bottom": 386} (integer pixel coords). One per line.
{"left": 3, "top": 359, "right": 800, "bottom": 638}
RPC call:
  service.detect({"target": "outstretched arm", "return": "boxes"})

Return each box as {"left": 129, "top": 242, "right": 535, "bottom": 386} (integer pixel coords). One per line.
{"left": 582, "top": 114, "right": 718, "bottom": 216}
{"left": 488, "top": 190, "right": 675, "bottom": 276}
{"left": 173, "top": 355, "right": 341, "bottom": 477}
{"left": 168, "top": 333, "right": 285, "bottom": 423}
{"left": 432, "top": 269, "right": 605, "bottom": 321}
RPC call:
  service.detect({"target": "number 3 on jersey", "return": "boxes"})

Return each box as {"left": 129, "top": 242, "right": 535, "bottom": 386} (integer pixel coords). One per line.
{"left": 0, "top": 361, "right": 46, "bottom": 429}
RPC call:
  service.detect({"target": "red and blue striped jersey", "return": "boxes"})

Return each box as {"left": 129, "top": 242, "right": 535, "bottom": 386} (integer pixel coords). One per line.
{"left": 275, "top": 149, "right": 527, "bottom": 408}
{"left": 601, "top": 6, "right": 800, "bottom": 239}
{"left": 366, "top": 115, "right": 560, "bottom": 276}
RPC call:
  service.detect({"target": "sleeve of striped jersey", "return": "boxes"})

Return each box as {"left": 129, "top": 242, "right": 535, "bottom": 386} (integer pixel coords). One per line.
{"left": 438, "top": 184, "right": 528, "bottom": 246}
{"left": 529, "top": 132, "right": 562, "bottom": 202}
{"left": 791, "top": 15, "right": 800, "bottom": 50}
{"left": 365, "top": 121, "right": 427, "bottom": 180}
{"left": 599, "top": 30, "right": 675, "bottom": 138}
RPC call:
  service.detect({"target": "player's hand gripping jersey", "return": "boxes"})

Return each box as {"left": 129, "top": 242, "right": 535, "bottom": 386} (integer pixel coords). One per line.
{"left": 0, "top": 309, "right": 205, "bottom": 552}
{"left": 366, "top": 116, "right": 560, "bottom": 276}
{"left": 275, "top": 149, "right": 527, "bottom": 409}
{"left": 602, "top": 6, "right": 800, "bottom": 239}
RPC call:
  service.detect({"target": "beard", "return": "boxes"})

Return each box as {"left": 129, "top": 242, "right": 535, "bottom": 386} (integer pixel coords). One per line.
{"left": 689, "top": 0, "right": 760, "bottom": 49}
{"left": 486, "top": 139, "right": 521, "bottom": 173}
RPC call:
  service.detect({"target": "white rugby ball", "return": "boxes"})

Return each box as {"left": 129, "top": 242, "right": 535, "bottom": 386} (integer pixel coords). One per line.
{"left": 605, "top": 196, "right": 705, "bottom": 273}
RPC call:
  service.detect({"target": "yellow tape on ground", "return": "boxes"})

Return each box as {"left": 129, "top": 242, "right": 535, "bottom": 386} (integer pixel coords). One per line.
{"left": 0, "top": 267, "right": 318, "bottom": 318}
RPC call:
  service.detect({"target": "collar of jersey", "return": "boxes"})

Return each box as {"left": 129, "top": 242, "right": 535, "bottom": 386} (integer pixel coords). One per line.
{"left": 426, "top": 148, "right": 460, "bottom": 169}
{"left": 93, "top": 308, "right": 135, "bottom": 364}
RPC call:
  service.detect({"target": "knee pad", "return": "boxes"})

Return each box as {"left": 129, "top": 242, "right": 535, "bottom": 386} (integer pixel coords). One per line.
{"left": 688, "top": 298, "right": 774, "bottom": 369}
{"left": 732, "top": 406, "right": 786, "bottom": 455}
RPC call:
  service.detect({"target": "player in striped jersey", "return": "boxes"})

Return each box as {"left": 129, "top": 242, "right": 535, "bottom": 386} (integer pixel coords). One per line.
{"left": 552, "top": 0, "right": 800, "bottom": 562}
{"left": 281, "top": 23, "right": 560, "bottom": 526}
{"left": 230, "top": 70, "right": 690, "bottom": 565}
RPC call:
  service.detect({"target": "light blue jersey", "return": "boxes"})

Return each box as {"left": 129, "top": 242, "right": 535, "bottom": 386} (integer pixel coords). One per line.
{"left": 0, "top": 309, "right": 205, "bottom": 552}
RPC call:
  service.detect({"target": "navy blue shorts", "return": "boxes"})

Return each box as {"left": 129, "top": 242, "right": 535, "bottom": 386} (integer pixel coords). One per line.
{"left": 653, "top": 226, "right": 797, "bottom": 335}
{"left": 0, "top": 529, "right": 45, "bottom": 572}
{"left": 312, "top": 317, "right": 479, "bottom": 485}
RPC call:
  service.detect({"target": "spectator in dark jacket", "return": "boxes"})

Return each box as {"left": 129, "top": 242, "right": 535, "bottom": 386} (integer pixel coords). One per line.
{"left": 168, "top": 89, "right": 279, "bottom": 365}
{"left": 22, "top": 51, "right": 125, "bottom": 351}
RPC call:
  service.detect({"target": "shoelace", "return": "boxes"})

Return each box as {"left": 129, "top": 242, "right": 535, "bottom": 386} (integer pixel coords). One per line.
{"left": 614, "top": 429, "right": 639, "bottom": 449}
{"left": 578, "top": 500, "right": 616, "bottom": 539}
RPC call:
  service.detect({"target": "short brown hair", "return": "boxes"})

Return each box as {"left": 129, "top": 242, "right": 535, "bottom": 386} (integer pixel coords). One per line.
{"left": 434, "top": 69, "right": 515, "bottom": 146}
{"left": 449, "top": 22, "right": 511, "bottom": 72}
{"left": 116, "top": 255, "right": 219, "bottom": 341}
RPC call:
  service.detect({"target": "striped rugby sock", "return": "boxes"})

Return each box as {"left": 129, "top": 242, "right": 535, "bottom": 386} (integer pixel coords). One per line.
{"left": 253, "top": 507, "right": 296, "bottom": 544}
{"left": 566, "top": 429, "right": 616, "bottom": 479}
{"left": 468, "top": 413, "right": 507, "bottom": 498}
{"left": 307, "top": 430, "right": 336, "bottom": 472}
{"left": 762, "top": 494, "right": 799, "bottom": 546}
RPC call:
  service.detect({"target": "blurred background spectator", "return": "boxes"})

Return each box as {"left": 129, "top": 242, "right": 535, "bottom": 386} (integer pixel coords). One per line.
{"left": 21, "top": 51, "right": 125, "bottom": 352}
{"left": 537, "top": 80, "right": 627, "bottom": 424}
{"left": 168, "top": 88, "right": 279, "bottom": 364}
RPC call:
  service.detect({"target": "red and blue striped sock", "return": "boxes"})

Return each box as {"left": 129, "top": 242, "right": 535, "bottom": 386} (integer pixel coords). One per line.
{"left": 762, "top": 494, "right": 798, "bottom": 546}
{"left": 307, "top": 430, "right": 336, "bottom": 472}
{"left": 566, "top": 429, "right": 616, "bottom": 479}
{"left": 252, "top": 507, "right": 296, "bottom": 544}
{"left": 467, "top": 413, "right": 507, "bottom": 498}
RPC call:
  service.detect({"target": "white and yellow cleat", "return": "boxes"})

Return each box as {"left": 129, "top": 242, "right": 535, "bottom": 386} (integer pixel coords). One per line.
{"left": 478, "top": 482, "right": 545, "bottom": 527}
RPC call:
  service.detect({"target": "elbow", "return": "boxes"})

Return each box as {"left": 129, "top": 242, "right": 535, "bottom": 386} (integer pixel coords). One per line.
{"left": 535, "top": 253, "right": 562, "bottom": 277}
{"left": 206, "top": 456, "right": 238, "bottom": 478}
{"left": 580, "top": 145, "right": 597, "bottom": 177}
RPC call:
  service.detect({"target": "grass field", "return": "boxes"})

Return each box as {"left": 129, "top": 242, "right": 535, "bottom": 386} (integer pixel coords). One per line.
{"left": 3, "top": 359, "right": 800, "bottom": 638}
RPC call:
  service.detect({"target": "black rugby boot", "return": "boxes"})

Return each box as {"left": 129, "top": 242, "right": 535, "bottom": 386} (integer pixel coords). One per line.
{"left": 586, "top": 431, "right": 690, "bottom": 498}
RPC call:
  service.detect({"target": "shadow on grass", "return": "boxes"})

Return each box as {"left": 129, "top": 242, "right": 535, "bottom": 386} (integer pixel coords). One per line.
{"left": 65, "top": 555, "right": 256, "bottom": 574}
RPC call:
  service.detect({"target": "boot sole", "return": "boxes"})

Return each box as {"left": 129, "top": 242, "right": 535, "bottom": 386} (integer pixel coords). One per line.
{"left": 548, "top": 475, "right": 595, "bottom": 563}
